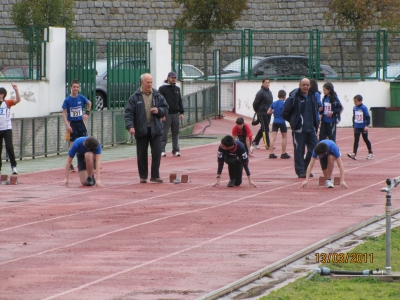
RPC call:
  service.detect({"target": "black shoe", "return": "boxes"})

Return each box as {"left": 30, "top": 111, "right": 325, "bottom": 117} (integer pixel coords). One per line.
{"left": 86, "top": 176, "right": 95, "bottom": 186}
{"left": 69, "top": 164, "right": 75, "bottom": 172}
{"left": 227, "top": 179, "right": 235, "bottom": 187}
{"left": 280, "top": 153, "right": 291, "bottom": 159}
{"left": 269, "top": 153, "right": 278, "bottom": 159}
{"left": 310, "top": 173, "right": 314, "bottom": 177}
{"left": 92, "top": 175, "right": 96, "bottom": 185}
{"left": 298, "top": 173, "right": 306, "bottom": 178}
{"left": 150, "top": 177, "right": 163, "bottom": 183}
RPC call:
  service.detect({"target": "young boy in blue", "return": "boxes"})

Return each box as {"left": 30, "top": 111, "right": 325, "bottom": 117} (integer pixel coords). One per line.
{"left": 62, "top": 79, "right": 92, "bottom": 172}
{"left": 347, "top": 94, "right": 374, "bottom": 160}
{"left": 61, "top": 136, "right": 103, "bottom": 187}
{"left": 267, "top": 90, "right": 290, "bottom": 159}
{"left": 212, "top": 135, "right": 257, "bottom": 188}
{"left": 301, "top": 140, "right": 348, "bottom": 189}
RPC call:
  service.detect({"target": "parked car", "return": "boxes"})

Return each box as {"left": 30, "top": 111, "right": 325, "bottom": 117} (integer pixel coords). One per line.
{"left": 180, "top": 63, "right": 204, "bottom": 78}
{"left": 95, "top": 58, "right": 148, "bottom": 110}
{"left": 367, "top": 63, "right": 400, "bottom": 81}
{"left": 0, "top": 65, "right": 37, "bottom": 80}
{"left": 251, "top": 55, "right": 331, "bottom": 79}
{"left": 220, "top": 56, "right": 265, "bottom": 76}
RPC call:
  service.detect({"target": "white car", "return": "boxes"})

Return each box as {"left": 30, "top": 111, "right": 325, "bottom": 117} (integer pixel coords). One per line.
{"left": 367, "top": 63, "right": 400, "bottom": 81}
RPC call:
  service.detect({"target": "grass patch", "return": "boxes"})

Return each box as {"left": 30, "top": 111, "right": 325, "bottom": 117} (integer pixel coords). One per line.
{"left": 260, "top": 226, "right": 400, "bottom": 300}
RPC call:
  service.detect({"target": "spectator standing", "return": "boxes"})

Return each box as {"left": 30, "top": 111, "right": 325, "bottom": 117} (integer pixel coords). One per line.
{"left": 232, "top": 117, "right": 253, "bottom": 155}
{"left": 212, "top": 135, "right": 257, "bottom": 188}
{"left": 267, "top": 90, "right": 290, "bottom": 159}
{"left": 347, "top": 94, "right": 374, "bottom": 160}
{"left": 62, "top": 79, "right": 91, "bottom": 172}
{"left": 319, "top": 82, "right": 342, "bottom": 142}
{"left": 252, "top": 78, "right": 273, "bottom": 149}
{"left": 159, "top": 71, "right": 184, "bottom": 157}
{"left": 124, "top": 73, "right": 169, "bottom": 183}
{"left": 281, "top": 78, "right": 319, "bottom": 178}
{"left": 0, "top": 83, "right": 21, "bottom": 175}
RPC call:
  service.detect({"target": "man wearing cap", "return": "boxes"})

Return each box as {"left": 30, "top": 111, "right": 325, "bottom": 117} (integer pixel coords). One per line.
{"left": 158, "top": 71, "right": 184, "bottom": 157}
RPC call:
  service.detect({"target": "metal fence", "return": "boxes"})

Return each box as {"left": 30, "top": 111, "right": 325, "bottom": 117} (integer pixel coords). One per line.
{"left": 171, "top": 28, "right": 400, "bottom": 81}
{"left": 0, "top": 27, "right": 45, "bottom": 80}
{"left": 1, "top": 84, "right": 219, "bottom": 161}
{"left": 1, "top": 110, "right": 126, "bottom": 161}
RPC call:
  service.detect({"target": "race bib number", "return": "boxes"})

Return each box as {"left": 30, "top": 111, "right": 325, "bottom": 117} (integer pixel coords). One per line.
{"left": 70, "top": 106, "right": 83, "bottom": 117}
{"left": 355, "top": 110, "right": 364, "bottom": 123}
{"left": 324, "top": 103, "right": 332, "bottom": 115}
{"left": 0, "top": 108, "right": 5, "bottom": 116}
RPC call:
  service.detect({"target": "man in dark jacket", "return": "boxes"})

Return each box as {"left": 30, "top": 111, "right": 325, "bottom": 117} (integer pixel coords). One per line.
{"left": 124, "top": 73, "right": 169, "bottom": 183}
{"left": 281, "top": 78, "right": 319, "bottom": 178}
{"left": 252, "top": 78, "right": 273, "bottom": 149}
{"left": 159, "top": 71, "right": 184, "bottom": 157}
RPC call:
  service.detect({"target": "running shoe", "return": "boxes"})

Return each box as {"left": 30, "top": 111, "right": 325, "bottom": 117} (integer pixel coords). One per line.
{"left": 269, "top": 153, "right": 278, "bottom": 159}
{"left": 161, "top": 152, "right": 166, "bottom": 157}
{"left": 227, "top": 179, "right": 235, "bottom": 187}
{"left": 325, "top": 179, "right": 334, "bottom": 188}
{"left": 12, "top": 167, "right": 18, "bottom": 175}
{"left": 347, "top": 153, "right": 357, "bottom": 160}
{"left": 69, "top": 164, "right": 75, "bottom": 172}
{"left": 86, "top": 176, "right": 95, "bottom": 186}
{"left": 173, "top": 152, "right": 181, "bottom": 157}
{"left": 366, "top": 153, "right": 374, "bottom": 160}
{"left": 280, "top": 153, "right": 291, "bottom": 159}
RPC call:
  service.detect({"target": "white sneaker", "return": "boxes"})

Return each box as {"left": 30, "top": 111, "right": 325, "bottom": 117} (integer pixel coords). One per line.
{"left": 173, "top": 152, "right": 181, "bottom": 157}
{"left": 366, "top": 153, "right": 374, "bottom": 160}
{"left": 347, "top": 153, "right": 357, "bottom": 160}
{"left": 325, "top": 179, "right": 334, "bottom": 188}
{"left": 161, "top": 152, "right": 166, "bottom": 157}
{"left": 12, "top": 167, "right": 18, "bottom": 175}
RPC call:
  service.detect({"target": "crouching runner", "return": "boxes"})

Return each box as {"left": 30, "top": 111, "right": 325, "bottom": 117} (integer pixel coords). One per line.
{"left": 61, "top": 136, "right": 103, "bottom": 187}
{"left": 212, "top": 135, "right": 257, "bottom": 188}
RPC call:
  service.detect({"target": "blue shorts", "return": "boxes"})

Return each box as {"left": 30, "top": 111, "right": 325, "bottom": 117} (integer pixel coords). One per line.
{"left": 69, "top": 120, "right": 88, "bottom": 141}
{"left": 271, "top": 123, "right": 287, "bottom": 133}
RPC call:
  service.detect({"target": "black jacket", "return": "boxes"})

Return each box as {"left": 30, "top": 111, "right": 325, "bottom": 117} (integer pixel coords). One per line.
{"left": 124, "top": 88, "right": 169, "bottom": 138}
{"left": 281, "top": 88, "right": 319, "bottom": 131}
{"left": 253, "top": 86, "right": 273, "bottom": 115}
{"left": 158, "top": 84, "right": 184, "bottom": 115}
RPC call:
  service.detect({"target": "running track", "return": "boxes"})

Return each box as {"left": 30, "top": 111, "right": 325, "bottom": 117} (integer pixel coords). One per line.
{"left": 1, "top": 119, "right": 400, "bottom": 299}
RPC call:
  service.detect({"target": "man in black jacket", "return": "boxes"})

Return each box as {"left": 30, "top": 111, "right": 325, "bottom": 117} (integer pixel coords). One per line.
{"left": 158, "top": 71, "right": 184, "bottom": 157}
{"left": 281, "top": 78, "right": 319, "bottom": 178}
{"left": 124, "top": 73, "right": 169, "bottom": 183}
{"left": 252, "top": 78, "right": 273, "bottom": 149}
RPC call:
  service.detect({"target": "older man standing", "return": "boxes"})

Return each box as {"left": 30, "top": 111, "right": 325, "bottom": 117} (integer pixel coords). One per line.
{"left": 281, "top": 78, "right": 319, "bottom": 178}
{"left": 124, "top": 73, "right": 169, "bottom": 183}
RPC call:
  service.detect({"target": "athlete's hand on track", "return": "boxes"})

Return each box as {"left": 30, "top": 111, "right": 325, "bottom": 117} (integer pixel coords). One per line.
{"left": 301, "top": 181, "right": 308, "bottom": 188}
{"left": 212, "top": 178, "right": 220, "bottom": 187}
{"left": 61, "top": 178, "right": 68, "bottom": 186}
{"left": 249, "top": 181, "right": 257, "bottom": 188}
{"left": 96, "top": 181, "right": 105, "bottom": 187}
{"left": 340, "top": 181, "right": 349, "bottom": 188}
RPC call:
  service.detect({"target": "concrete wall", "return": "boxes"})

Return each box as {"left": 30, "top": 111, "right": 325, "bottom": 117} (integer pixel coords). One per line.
{"left": 235, "top": 81, "right": 390, "bottom": 127}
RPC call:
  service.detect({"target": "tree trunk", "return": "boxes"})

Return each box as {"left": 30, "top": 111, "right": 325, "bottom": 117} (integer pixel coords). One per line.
{"left": 356, "top": 32, "right": 365, "bottom": 81}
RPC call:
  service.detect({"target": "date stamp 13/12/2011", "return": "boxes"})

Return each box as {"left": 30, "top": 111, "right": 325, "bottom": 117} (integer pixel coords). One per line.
{"left": 315, "top": 253, "right": 373, "bottom": 264}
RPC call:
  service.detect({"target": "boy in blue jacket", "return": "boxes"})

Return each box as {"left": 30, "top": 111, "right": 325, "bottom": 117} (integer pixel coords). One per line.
{"left": 347, "top": 94, "right": 374, "bottom": 160}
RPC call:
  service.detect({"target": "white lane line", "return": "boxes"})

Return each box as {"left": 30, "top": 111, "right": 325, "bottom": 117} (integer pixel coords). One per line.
{"left": 40, "top": 179, "right": 385, "bottom": 300}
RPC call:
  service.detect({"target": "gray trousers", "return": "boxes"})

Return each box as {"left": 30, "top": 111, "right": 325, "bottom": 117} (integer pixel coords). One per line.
{"left": 161, "top": 113, "right": 180, "bottom": 154}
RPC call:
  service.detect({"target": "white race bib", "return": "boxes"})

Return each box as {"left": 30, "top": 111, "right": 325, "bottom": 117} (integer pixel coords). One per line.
{"left": 70, "top": 106, "right": 83, "bottom": 117}
{"left": 324, "top": 102, "right": 332, "bottom": 115}
{"left": 355, "top": 110, "right": 364, "bottom": 123}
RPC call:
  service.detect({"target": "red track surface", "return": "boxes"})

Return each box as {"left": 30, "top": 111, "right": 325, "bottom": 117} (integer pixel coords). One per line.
{"left": 1, "top": 114, "right": 400, "bottom": 300}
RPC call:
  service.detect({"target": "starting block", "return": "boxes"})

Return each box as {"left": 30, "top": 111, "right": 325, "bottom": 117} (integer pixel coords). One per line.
{"left": 0, "top": 174, "right": 17, "bottom": 185}
{"left": 319, "top": 176, "right": 341, "bottom": 186}
{"left": 169, "top": 173, "right": 190, "bottom": 183}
